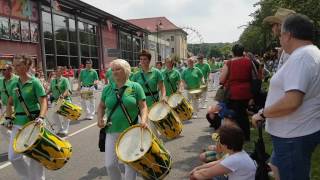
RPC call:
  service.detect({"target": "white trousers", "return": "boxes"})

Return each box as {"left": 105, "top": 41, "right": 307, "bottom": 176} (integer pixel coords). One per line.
{"left": 201, "top": 90, "right": 208, "bottom": 104}
{"left": 80, "top": 86, "right": 95, "bottom": 118}
{"left": 187, "top": 91, "right": 199, "bottom": 114}
{"left": 50, "top": 108, "right": 70, "bottom": 134}
{"left": 9, "top": 125, "right": 45, "bottom": 180}
{"left": 0, "top": 105, "right": 10, "bottom": 154}
{"left": 105, "top": 133, "right": 136, "bottom": 180}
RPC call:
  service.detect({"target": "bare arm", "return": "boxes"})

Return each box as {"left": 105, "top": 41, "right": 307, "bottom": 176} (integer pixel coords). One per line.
{"left": 139, "top": 100, "right": 148, "bottom": 128}
{"left": 192, "top": 163, "right": 231, "bottom": 180}
{"left": 38, "top": 96, "right": 48, "bottom": 118}
{"left": 264, "top": 90, "right": 304, "bottom": 118}
{"left": 6, "top": 96, "right": 13, "bottom": 117}
{"left": 158, "top": 80, "right": 166, "bottom": 98}
{"left": 97, "top": 101, "right": 106, "bottom": 128}
{"left": 219, "top": 64, "right": 228, "bottom": 84}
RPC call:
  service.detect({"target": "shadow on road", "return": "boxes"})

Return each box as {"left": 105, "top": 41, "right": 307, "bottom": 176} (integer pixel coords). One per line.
{"left": 78, "top": 166, "right": 108, "bottom": 180}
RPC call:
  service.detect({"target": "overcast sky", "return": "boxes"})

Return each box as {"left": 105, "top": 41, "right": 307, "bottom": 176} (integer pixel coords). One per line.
{"left": 82, "top": 0, "right": 259, "bottom": 43}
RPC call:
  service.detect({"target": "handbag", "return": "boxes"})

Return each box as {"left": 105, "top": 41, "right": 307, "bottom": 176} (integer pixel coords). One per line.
{"left": 214, "top": 61, "right": 231, "bottom": 102}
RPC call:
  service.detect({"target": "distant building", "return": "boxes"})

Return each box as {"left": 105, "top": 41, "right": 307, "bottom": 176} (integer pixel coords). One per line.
{"left": 127, "top": 17, "right": 188, "bottom": 64}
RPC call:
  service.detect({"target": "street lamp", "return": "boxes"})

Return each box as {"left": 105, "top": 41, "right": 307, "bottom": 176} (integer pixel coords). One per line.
{"left": 156, "top": 20, "right": 163, "bottom": 62}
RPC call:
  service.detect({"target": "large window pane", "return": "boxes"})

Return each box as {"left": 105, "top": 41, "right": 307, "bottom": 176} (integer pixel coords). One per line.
{"left": 69, "top": 19, "right": 75, "bottom": 30}
{"left": 45, "top": 39, "right": 54, "bottom": 54}
{"left": 43, "top": 23, "right": 52, "bottom": 39}
{"left": 56, "top": 41, "right": 68, "bottom": 55}
{"left": 70, "top": 57, "right": 79, "bottom": 69}
{"left": 69, "top": 30, "right": 76, "bottom": 42}
{"left": 81, "top": 45, "right": 89, "bottom": 57}
{"left": 45, "top": 55, "right": 55, "bottom": 70}
{"left": 55, "top": 27, "right": 67, "bottom": 41}
{"left": 78, "top": 21, "right": 84, "bottom": 31}
{"left": 91, "top": 58, "right": 98, "bottom": 69}
{"left": 90, "top": 46, "right": 98, "bottom": 57}
{"left": 89, "top": 34, "right": 97, "bottom": 45}
{"left": 42, "top": 11, "right": 51, "bottom": 24}
{"left": 80, "top": 31, "right": 89, "bottom": 44}
{"left": 57, "top": 56, "right": 69, "bottom": 67}
{"left": 54, "top": 15, "right": 67, "bottom": 27}
{"left": 70, "top": 43, "right": 77, "bottom": 56}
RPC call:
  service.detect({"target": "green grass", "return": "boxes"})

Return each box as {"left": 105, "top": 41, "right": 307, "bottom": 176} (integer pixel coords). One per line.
{"left": 244, "top": 128, "right": 320, "bottom": 180}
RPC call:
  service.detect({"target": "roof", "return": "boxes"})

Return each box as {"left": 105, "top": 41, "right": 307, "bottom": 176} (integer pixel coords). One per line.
{"left": 127, "top": 17, "right": 185, "bottom": 33}
{"left": 42, "top": 0, "right": 148, "bottom": 33}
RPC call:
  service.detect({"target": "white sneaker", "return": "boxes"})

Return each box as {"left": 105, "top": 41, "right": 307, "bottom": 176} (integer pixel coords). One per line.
{"left": 205, "top": 99, "right": 208, "bottom": 102}
{"left": 192, "top": 115, "right": 198, "bottom": 119}
{"left": 201, "top": 106, "right": 207, "bottom": 109}
{"left": 58, "top": 130, "right": 68, "bottom": 137}
{"left": 87, "top": 116, "right": 94, "bottom": 120}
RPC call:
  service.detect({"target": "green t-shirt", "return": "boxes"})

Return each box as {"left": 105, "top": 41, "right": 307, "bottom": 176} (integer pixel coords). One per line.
{"left": 10, "top": 77, "right": 46, "bottom": 125}
{"left": 101, "top": 80, "right": 146, "bottom": 133}
{"left": 182, "top": 67, "right": 203, "bottom": 90}
{"left": 131, "top": 67, "right": 164, "bottom": 107}
{"left": 162, "top": 68, "right": 181, "bottom": 96}
{"left": 195, "top": 63, "right": 211, "bottom": 80}
{"left": 105, "top": 68, "right": 115, "bottom": 85}
{"left": 50, "top": 76, "right": 71, "bottom": 102}
{"left": 0, "top": 75, "right": 18, "bottom": 105}
{"left": 79, "top": 69, "right": 98, "bottom": 86}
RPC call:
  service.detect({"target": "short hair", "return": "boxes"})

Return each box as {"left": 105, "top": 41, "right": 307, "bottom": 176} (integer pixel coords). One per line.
{"left": 138, "top": 49, "right": 152, "bottom": 60}
{"left": 110, "top": 59, "right": 131, "bottom": 80}
{"left": 14, "top": 55, "right": 33, "bottom": 69}
{"left": 282, "top": 14, "right": 314, "bottom": 41}
{"left": 231, "top": 44, "right": 245, "bottom": 57}
{"left": 156, "top": 61, "right": 162, "bottom": 66}
{"left": 217, "top": 125, "right": 244, "bottom": 151}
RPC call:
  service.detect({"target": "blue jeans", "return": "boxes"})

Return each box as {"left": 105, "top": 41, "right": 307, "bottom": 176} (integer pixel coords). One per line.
{"left": 271, "top": 130, "right": 320, "bottom": 180}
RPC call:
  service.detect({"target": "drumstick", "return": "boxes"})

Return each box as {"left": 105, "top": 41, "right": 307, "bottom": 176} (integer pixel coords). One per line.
{"left": 140, "top": 127, "right": 144, "bottom": 152}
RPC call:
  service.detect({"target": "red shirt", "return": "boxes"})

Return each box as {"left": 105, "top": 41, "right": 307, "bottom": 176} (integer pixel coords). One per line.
{"left": 226, "top": 57, "right": 253, "bottom": 100}
{"left": 63, "top": 70, "right": 68, "bottom": 78}
{"left": 68, "top": 69, "right": 74, "bottom": 77}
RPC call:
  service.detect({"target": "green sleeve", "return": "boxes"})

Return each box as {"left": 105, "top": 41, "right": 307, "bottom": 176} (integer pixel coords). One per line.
{"left": 197, "top": 68, "right": 204, "bottom": 78}
{"left": 207, "top": 64, "right": 211, "bottom": 74}
{"left": 64, "top": 78, "right": 71, "bottom": 91}
{"left": 156, "top": 69, "right": 164, "bottom": 82}
{"left": 33, "top": 79, "right": 46, "bottom": 97}
{"left": 135, "top": 83, "right": 146, "bottom": 101}
{"left": 181, "top": 70, "right": 186, "bottom": 81}
{"left": 79, "top": 70, "right": 83, "bottom": 82}
{"left": 94, "top": 71, "right": 99, "bottom": 80}
{"left": 177, "top": 70, "right": 181, "bottom": 81}
{"left": 101, "top": 86, "right": 108, "bottom": 102}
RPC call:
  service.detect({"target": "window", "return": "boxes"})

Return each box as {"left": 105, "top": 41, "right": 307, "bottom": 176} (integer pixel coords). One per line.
{"left": 171, "top": 36, "right": 174, "bottom": 41}
{"left": 0, "top": 17, "right": 10, "bottom": 39}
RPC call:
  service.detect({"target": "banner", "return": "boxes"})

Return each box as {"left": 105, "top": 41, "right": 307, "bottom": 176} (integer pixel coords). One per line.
{"left": 0, "top": 0, "right": 39, "bottom": 21}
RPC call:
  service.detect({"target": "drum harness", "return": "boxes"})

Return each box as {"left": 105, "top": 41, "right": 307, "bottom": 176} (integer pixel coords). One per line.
{"left": 54, "top": 78, "right": 71, "bottom": 100}
{"left": 140, "top": 72, "right": 158, "bottom": 103}
{"left": 165, "top": 72, "right": 175, "bottom": 94}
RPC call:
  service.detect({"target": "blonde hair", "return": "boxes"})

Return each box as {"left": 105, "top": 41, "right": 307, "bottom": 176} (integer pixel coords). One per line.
{"left": 110, "top": 59, "right": 131, "bottom": 80}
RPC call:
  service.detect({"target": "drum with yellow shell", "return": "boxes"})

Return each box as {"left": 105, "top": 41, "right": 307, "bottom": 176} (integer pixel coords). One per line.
{"left": 13, "top": 122, "right": 72, "bottom": 170}
{"left": 167, "top": 93, "right": 193, "bottom": 121}
{"left": 116, "top": 125, "right": 172, "bottom": 180}
{"left": 54, "top": 98, "right": 82, "bottom": 120}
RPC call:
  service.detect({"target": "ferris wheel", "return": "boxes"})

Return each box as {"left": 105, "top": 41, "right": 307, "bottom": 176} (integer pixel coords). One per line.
{"left": 181, "top": 26, "right": 204, "bottom": 56}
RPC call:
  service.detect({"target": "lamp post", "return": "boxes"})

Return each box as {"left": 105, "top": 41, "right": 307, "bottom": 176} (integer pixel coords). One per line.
{"left": 156, "top": 20, "right": 162, "bottom": 62}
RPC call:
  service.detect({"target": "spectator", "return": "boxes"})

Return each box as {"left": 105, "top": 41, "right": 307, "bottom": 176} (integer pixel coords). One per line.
{"left": 252, "top": 14, "right": 320, "bottom": 180}
{"left": 219, "top": 44, "right": 253, "bottom": 141}
{"left": 190, "top": 125, "right": 256, "bottom": 180}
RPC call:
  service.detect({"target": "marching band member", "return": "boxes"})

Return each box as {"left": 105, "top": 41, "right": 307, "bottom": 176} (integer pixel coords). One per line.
{"left": 131, "top": 49, "right": 166, "bottom": 107}
{"left": 97, "top": 59, "right": 148, "bottom": 180}
{"left": 162, "top": 58, "right": 182, "bottom": 97}
{"left": 6, "top": 55, "right": 47, "bottom": 180}
{"left": 47, "top": 66, "right": 71, "bottom": 136}
{"left": 195, "top": 54, "right": 211, "bottom": 108}
{"left": 0, "top": 64, "right": 18, "bottom": 153}
{"left": 182, "top": 58, "right": 204, "bottom": 118}
{"left": 78, "top": 59, "right": 99, "bottom": 120}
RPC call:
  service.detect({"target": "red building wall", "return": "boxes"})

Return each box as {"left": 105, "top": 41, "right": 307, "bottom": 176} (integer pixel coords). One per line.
{"left": 101, "top": 24, "right": 118, "bottom": 69}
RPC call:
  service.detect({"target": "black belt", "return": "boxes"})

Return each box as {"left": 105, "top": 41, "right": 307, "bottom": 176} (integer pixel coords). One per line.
{"left": 15, "top": 110, "right": 40, "bottom": 116}
{"left": 145, "top": 91, "right": 159, "bottom": 97}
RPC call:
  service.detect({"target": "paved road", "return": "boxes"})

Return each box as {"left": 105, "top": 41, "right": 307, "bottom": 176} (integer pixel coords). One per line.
{"left": 0, "top": 88, "right": 217, "bottom": 180}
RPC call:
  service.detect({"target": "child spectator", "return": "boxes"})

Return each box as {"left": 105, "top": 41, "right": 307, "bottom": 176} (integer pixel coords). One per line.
{"left": 190, "top": 125, "right": 256, "bottom": 180}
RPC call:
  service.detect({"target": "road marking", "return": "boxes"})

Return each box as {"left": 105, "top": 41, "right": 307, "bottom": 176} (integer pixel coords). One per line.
{"left": 0, "top": 122, "right": 97, "bottom": 170}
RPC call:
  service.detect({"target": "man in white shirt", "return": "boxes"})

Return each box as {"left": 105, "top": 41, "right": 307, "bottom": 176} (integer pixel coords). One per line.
{"left": 253, "top": 14, "right": 320, "bottom": 180}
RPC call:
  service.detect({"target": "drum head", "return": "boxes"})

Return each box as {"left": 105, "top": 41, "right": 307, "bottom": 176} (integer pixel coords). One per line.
{"left": 117, "top": 126, "right": 152, "bottom": 162}
{"left": 53, "top": 98, "right": 64, "bottom": 112}
{"left": 167, "top": 93, "right": 183, "bottom": 107}
{"left": 148, "top": 102, "right": 170, "bottom": 121}
{"left": 14, "top": 122, "right": 41, "bottom": 153}
{"left": 188, "top": 89, "right": 202, "bottom": 95}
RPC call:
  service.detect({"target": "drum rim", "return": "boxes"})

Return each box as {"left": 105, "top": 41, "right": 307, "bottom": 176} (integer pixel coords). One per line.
{"left": 167, "top": 93, "right": 184, "bottom": 106}
{"left": 148, "top": 101, "right": 171, "bottom": 121}
{"left": 13, "top": 121, "right": 44, "bottom": 153}
{"left": 188, "top": 89, "right": 202, "bottom": 94}
{"left": 116, "top": 124, "right": 153, "bottom": 163}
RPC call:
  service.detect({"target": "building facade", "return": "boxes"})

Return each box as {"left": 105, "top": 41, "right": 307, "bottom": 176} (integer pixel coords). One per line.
{"left": 0, "top": 0, "right": 148, "bottom": 76}
{"left": 127, "top": 17, "right": 188, "bottom": 63}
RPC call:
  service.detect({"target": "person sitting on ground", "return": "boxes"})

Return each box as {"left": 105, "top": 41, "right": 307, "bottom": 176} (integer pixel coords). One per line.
{"left": 206, "top": 102, "right": 237, "bottom": 129}
{"left": 190, "top": 125, "right": 256, "bottom": 180}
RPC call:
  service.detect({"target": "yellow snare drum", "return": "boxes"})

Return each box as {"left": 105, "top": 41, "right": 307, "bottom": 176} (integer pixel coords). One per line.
{"left": 14, "top": 122, "right": 72, "bottom": 170}
{"left": 54, "top": 99, "right": 82, "bottom": 120}
{"left": 116, "top": 125, "right": 172, "bottom": 180}
{"left": 80, "top": 90, "right": 93, "bottom": 99}
{"left": 167, "top": 93, "right": 193, "bottom": 121}
{"left": 148, "top": 101, "right": 182, "bottom": 139}
{"left": 188, "top": 89, "right": 203, "bottom": 99}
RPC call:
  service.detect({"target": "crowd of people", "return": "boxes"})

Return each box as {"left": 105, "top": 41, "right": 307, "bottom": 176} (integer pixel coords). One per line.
{"left": 0, "top": 8, "right": 319, "bottom": 180}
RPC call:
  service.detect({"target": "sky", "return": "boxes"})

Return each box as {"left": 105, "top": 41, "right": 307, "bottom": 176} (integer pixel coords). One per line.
{"left": 82, "top": 0, "right": 259, "bottom": 43}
